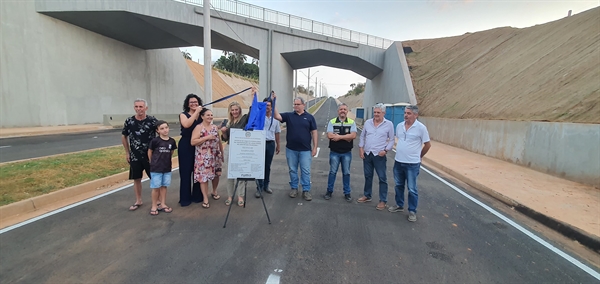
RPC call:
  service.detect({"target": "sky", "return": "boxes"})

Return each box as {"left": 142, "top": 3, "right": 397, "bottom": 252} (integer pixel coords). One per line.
{"left": 181, "top": 0, "right": 599, "bottom": 97}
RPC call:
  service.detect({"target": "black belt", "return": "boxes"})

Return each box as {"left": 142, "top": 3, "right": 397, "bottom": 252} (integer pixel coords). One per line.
{"left": 266, "top": 140, "right": 275, "bottom": 143}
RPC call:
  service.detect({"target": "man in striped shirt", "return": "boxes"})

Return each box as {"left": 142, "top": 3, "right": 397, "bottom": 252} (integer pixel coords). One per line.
{"left": 358, "top": 103, "right": 395, "bottom": 210}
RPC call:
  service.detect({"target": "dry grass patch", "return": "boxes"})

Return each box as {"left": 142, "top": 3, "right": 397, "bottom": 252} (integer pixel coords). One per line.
{"left": 308, "top": 98, "right": 327, "bottom": 114}
{"left": 0, "top": 147, "right": 127, "bottom": 206}
{"left": 0, "top": 138, "right": 181, "bottom": 206}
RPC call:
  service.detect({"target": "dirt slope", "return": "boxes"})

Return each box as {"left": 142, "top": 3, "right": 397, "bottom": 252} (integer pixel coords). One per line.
{"left": 338, "top": 94, "right": 364, "bottom": 110}
{"left": 185, "top": 60, "right": 257, "bottom": 109}
{"left": 402, "top": 7, "right": 600, "bottom": 123}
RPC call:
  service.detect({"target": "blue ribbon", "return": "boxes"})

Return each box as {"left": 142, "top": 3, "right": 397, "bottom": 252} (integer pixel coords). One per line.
{"left": 201, "top": 87, "right": 252, "bottom": 106}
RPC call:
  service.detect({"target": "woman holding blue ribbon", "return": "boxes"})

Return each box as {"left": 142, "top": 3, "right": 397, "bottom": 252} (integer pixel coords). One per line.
{"left": 178, "top": 94, "right": 204, "bottom": 207}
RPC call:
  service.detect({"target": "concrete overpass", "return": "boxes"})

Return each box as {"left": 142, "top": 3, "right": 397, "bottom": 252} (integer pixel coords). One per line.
{"left": 34, "top": 0, "right": 416, "bottom": 112}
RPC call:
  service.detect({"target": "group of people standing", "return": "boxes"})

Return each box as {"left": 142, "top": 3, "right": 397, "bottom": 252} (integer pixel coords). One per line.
{"left": 120, "top": 91, "right": 431, "bottom": 222}
{"left": 120, "top": 88, "right": 280, "bottom": 215}
{"left": 356, "top": 103, "right": 431, "bottom": 222}
{"left": 267, "top": 92, "right": 431, "bottom": 223}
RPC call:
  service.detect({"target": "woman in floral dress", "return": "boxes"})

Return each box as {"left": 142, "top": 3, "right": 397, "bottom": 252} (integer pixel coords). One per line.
{"left": 191, "top": 108, "right": 224, "bottom": 209}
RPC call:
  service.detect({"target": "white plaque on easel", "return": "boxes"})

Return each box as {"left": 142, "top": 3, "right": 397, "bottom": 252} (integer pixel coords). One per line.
{"left": 227, "top": 129, "right": 266, "bottom": 179}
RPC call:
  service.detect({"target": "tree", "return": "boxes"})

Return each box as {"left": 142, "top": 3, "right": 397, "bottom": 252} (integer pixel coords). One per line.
{"left": 213, "top": 53, "right": 259, "bottom": 80}
{"left": 345, "top": 82, "right": 366, "bottom": 97}
{"left": 182, "top": 51, "right": 192, "bottom": 60}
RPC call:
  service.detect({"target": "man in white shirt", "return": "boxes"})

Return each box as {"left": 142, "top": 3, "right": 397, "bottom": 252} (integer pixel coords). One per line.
{"left": 256, "top": 97, "right": 281, "bottom": 198}
{"left": 389, "top": 105, "right": 431, "bottom": 222}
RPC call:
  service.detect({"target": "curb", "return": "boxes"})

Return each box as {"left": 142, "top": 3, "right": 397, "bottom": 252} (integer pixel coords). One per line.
{"left": 0, "top": 126, "right": 114, "bottom": 139}
{"left": 0, "top": 172, "right": 129, "bottom": 223}
{"left": 422, "top": 157, "right": 600, "bottom": 254}
{"left": 0, "top": 157, "right": 179, "bottom": 228}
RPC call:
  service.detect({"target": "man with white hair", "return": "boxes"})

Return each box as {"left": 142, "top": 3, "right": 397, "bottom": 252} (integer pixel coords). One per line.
{"left": 388, "top": 105, "right": 431, "bottom": 222}
{"left": 358, "top": 103, "right": 395, "bottom": 210}
{"left": 121, "top": 98, "right": 157, "bottom": 211}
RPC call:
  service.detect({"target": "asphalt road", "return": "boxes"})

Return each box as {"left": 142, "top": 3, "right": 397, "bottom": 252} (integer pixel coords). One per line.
{"left": 0, "top": 98, "right": 598, "bottom": 283}
{"left": 0, "top": 127, "right": 178, "bottom": 163}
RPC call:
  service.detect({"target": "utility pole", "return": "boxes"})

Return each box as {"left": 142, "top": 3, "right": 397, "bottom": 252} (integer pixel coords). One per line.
{"left": 294, "top": 70, "right": 298, "bottom": 100}
{"left": 203, "top": 0, "right": 212, "bottom": 108}
{"left": 299, "top": 68, "right": 319, "bottom": 108}
{"left": 315, "top": 77, "right": 318, "bottom": 98}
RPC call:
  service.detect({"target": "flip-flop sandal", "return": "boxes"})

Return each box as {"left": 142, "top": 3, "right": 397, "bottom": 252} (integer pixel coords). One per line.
{"left": 158, "top": 206, "right": 173, "bottom": 213}
{"left": 202, "top": 203, "right": 210, "bottom": 209}
{"left": 149, "top": 209, "right": 159, "bottom": 216}
{"left": 129, "top": 203, "right": 142, "bottom": 211}
{"left": 237, "top": 200, "right": 245, "bottom": 207}
{"left": 357, "top": 197, "right": 372, "bottom": 203}
{"left": 211, "top": 193, "right": 221, "bottom": 200}
{"left": 225, "top": 199, "right": 232, "bottom": 206}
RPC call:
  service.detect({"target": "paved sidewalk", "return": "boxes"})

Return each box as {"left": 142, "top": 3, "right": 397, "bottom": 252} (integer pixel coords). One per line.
{"left": 0, "top": 124, "right": 113, "bottom": 138}
{"left": 422, "top": 141, "right": 600, "bottom": 250}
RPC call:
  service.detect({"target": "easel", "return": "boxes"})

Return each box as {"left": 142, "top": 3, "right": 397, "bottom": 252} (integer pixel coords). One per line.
{"left": 223, "top": 178, "right": 272, "bottom": 228}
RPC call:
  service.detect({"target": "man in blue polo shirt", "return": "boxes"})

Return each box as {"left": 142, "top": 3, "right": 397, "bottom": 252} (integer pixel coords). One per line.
{"left": 273, "top": 94, "right": 318, "bottom": 201}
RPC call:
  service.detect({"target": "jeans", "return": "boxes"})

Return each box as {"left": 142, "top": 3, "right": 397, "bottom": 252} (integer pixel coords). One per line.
{"left": 257, "top": 141, "right": 276, "bottom": 192}
{"left": 286, "top": 148, "right": 312, "bottom": 192}
{"left": 393, "top": 161, "right": 421, "bottom": 213}
{"left": 327, "top": 150, "right": 352, "bottom": 195}
{"left": 178, "top": 136, "right": 202, "bottom": 206}
{"left": 150, "top": 172, "right": 172, "bottom": 188}
{"left": 363, "top": 152, "right": 388, "bottom": 202}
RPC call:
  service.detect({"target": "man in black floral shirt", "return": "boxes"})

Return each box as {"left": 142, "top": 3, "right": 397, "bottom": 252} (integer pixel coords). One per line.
{"left": 121, "top": 98, "right": 157, "bottom": 211}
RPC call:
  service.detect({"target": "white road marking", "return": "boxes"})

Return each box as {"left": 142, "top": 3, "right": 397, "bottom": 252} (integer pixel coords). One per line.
{"left": 0, "top": 168, "right": 178, "bottom": 235}
{"left": 420, "top": 165, "right": 600, "bottom": 280}
{"left": 0, "top": 145, "right": 11, "bottom": 149}
{"left": 266, "top": 273, "right": 281, "bottom": 284}
{"left": 314, "top": 147, "right": 320, "bottom": 158}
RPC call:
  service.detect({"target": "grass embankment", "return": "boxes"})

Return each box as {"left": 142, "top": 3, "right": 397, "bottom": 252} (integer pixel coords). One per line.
{"left": 308, "top": 98, "right": 327, "bottom": 114}
{"left": 0, "top": 138, "right": 181, "bottom": 206}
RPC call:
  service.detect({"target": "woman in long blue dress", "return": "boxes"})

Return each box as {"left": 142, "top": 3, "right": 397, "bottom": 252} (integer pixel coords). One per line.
{"left": 178, "top": 94, "right": 204, "bottom": 206}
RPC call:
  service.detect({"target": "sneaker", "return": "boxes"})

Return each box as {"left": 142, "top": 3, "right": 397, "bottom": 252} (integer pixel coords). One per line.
{"left": 408, "top": 211, "right": 417, "bottom": 222}
{"left": 264, "top": 187, "right": 273, "bottom": 194}
{"left": 388, "top": 205, "right": 404, "bottom": 212}
{"left": 344, "top": 194, "right": 352, "bottom": 202}
{"left": 302, "top": 191, "right": 312, "bottom": 201}
{"left": 324, "top": 192, "right": 332, "bottom": 200}
{"left": 255, "top": 191, "right": 261, "bottom": 198}
{"left": 289, "top": 189, "right": 298, "bottom": 198}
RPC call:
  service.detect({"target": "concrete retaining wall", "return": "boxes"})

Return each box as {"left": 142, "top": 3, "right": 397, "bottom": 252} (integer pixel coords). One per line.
{"left": 0, "top": 1, "right": 202, "bottom": 127}
{"left": 364, "top": 42, "right": 416, "bottom": 120}
{"left": 420, "top": 117, "right": 600, "bottom": 188}
{"left": 103, "top": 109, "right": 229, "bottom": 127}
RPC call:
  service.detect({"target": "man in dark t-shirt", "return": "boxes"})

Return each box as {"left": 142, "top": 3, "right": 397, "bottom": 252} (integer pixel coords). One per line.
{"left": 273, "top": 94, "right": 318, "bottom": 201}
{"left": 121, "top": 98, "right": 157, "bottom": 211}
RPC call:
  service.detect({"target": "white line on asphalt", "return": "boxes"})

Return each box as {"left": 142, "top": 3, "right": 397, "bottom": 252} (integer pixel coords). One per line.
{"left": 0, "top": 145, "right": 11, "bottom": 149}
{"left": 314, "top": 147, "right": 320, "bottom": 158}
{"left": 266, "top": 273, "right": 280, "bottom": 284}
{"left": 420, "top": 166, "right": 600, "bottom": 280}
{"left": 0, "top": 167, "right": 179, "bottom": 235}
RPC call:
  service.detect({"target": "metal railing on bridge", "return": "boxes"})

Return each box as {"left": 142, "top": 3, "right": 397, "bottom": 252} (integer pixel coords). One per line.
{"left": 174, "top": 0, "right": 394, "bottom": 49}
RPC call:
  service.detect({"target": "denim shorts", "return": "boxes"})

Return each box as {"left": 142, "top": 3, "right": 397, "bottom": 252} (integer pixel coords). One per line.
{"left": 150, "top": 172, "right": 172, "bottom": 189}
